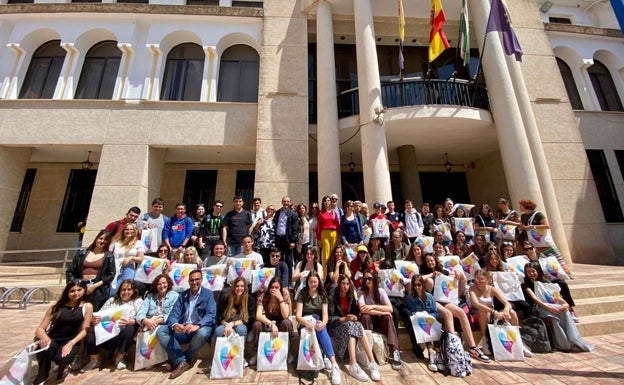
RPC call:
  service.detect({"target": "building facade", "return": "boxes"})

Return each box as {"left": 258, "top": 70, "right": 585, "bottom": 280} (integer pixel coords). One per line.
{"left": 0, "top": 0, "right": 622, "bottom": 265}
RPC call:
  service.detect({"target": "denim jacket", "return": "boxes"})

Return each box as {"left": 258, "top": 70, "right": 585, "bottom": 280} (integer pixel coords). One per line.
{"left": 406, "top": 291, "right": 438, "bottom": 318}
{"left": 135, "top": 290, "right": 179, "bottom": 325}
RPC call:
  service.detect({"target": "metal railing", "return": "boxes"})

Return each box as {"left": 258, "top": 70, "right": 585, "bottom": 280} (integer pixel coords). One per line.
{"left": 0, "top": 247, "right": 79, "bottom": 284}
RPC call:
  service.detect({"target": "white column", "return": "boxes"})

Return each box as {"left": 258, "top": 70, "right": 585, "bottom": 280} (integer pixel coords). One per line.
{"left": 58, "top": 42, "right": 79, "bottom": 99}
{"left": 115, "top": 43, "right": 133, "bottom": 100}
{"left": 397, "top": 145, "right": 422, "bottom": 204}
{"left": 580, "top": 59, "right": 601, "bottom": 110}
{"left": 470, "top": 0, "right": 544, "bottom": 207}
{"left": 353, "top": 0, "right": 392, "bottom": 204}
{"left": 316, "top": 0, "right": 342, "bottom": 199}
{"left": 145, "top": 44, "right": 162, "bottom": 101}
{"left": 2, "top": 44, "right": 25, "bottom": 99}
{"left": 205, "top": 46, "right": 218, "bottom": 102}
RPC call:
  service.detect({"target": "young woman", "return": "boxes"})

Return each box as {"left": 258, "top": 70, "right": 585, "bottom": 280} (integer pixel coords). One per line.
{"left": 474, "top": 203, "right": 498, "bottom": 243}
{"left": 325, "top": 245, "right": 352, "bottom": 288}
{"left": 451, "top": 231, "right": 472, "bottom": 255}
{"left": 350, "top": 245, "right": 376, "bottom": 288}
{"left": 155, "top": 244, "right": 172, "bottom": 274}
{"left": 522, "top": 262, "right": 593, "bottom": 351}
{"left": 500, "top": 241, "right": 516, "bottom": 262}
{"left": 135, "top": 273, "right": 179, "bottom": 331}
{"left": 317, "top": 195, "right": 340, "bottom": 276}
{"left": 296, "top": 203, "right": 311, "bottom": 264}
{"left": 292, "top": 247, "right": 324, "bottom": 293}
{"left": 34, "top": 280, "right": 93, "bottom": 384}
{"left": 66, "top": 230, "right": 115, "bottom": 311}
{"left": 406, "top": 242, "right": 425, "bottom": 265}
{"left": 472, "top": 234, "right": 489, "bottom": 263}
{"left": 254, "top": 205, "right": 276, "bottom": 266}
{"left": 367, "top": 236, "right": 385, "bottom": 268}
{"left": 110, "top": 223, "right": 145, "bottom": 296}
{"left": 483, "top": 250, "right": 506, "bottom": 273}
{"left": 215, "top": 277, "right": 255, "bottom": 339}
{"left": 295, "top": 272, "right": 341, "bottom": 385}
{"left": 177, "top": 246, "right": 203, "bottom": 268}
{"left": 82, "top": 279, "right": 143, "bottom": 371}
{"left": 357, "top": 269, "right": 402, "bottom": 370}
{"left": 328, "top": 275, "right": 380, "bottom": 382}
{"left": 340, "top": 200, "right": 363, "bottom": 248}
{"left": 308, "top": 202, "right": 319, "bottom": 249}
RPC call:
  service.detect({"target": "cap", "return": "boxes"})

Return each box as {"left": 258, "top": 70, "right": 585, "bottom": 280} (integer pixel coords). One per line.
{"left": 380, "top": 204, "right": 387, "bottom": 210}
{"left": 356, "top": 245, "right": 368, "bottom": 253}
{"left": 373, "top": 202, "right": 381, "bottom": 208}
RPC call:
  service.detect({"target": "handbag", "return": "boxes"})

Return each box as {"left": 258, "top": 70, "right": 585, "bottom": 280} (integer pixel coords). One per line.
{"left": 296, "top": 328, "right": 324, "bottom": 371}
{"left": 487, "top": 320, "right": 524, "bottom": 361}
{"left": 433, "top": 222, "right": 452, "bottom": 242}
{"left": 491, "top": 272, "right": 525, "bottom": 302}
{"left": 433, "top": 274, "right": 458, "bottom": 304}
{"left": 93, "top": 304, "right": 133, "bottom": 345}
{"left": 410, "top": 311, "right": 442, "bottom": 343}
{"left": 534, "top": 281, "right": 563, "bottom": 307}
{"left": 133, "top": 326, "right": 168, "bottom": 371}
{"left": 210, "top": 333, "right": 245, "bottom": 379}
{"left": 251, "top": 268, "right": 276, "bottom": 293}
{"left": 539, "top": 256, "right": 570, "bottom": 281}
{"left": 453, "top": 218, "right": 474, "bottom": 236}
{"left": 364, "top": 330, "right": 388, "bottom": 365}
{"left": 415, "top": 236, "right": 434, "bottom": 254}
{"left": 498, "top": 224, "right": 517, "bottom": 241}
{"left": 526, "top": 212, "right": 555, "bottom": 247}
{"left": 0, "top": 342, "right": 47, "bottom": 385}
{"left": 168, "top": 263, "right": 198, "bottom": 292}
{"left": 460, "top": 254, "right": 481, "bottom": 281}
{"left": 256, "top": 332, "right": 288, "bottom": 372}
{"left": 505, "top": 256, "right": 530, "bottom": 278}
{"left": 439, "top": 255, "right": 461, "bottom": 273}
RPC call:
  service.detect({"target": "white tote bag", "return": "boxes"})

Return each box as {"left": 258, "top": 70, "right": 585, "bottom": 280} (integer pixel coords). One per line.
{"left": 93, "top": 304, "right": 133, "bottom": 345}
{"left": 505, "top": 256, "right": 530, "bottom": 278}
{"left": 498, "top": 223, "right": 517, "bottom": 241}
{"left": 491, "top": 272, "right": 525, "bottom": 302}
{"left": 168, "top": 263, "right": 198, "bottom": 292}
{"left": 526, "top": 212, "right": 555, "bottom": 247}
{"left": 256, "top": 332, "right": 289, "bottom": 372}
{"left": 140, "top": 228, "right": 159, "bottom": 253}
{"left": 433, "top": 222, "right": 452, "bottom": 242}
{"left": 460, "top": 254, "right": 481, "bottom": 281}
{"left": 534, "top": 281, "right": 563, "bottom": 307}
{"left": 488, "top": 321, "right": 524, "bottom": 361}
{"left": 134, "top": 256, "right": 167, "bottom": 284}
{"left": 439, "top": 255, "right": 462, "bottom": 273}
{"left": 415, "top": 236, "right": 434, "bottom": 254}
{"left": 453, "top": 218, "right": 474, "bottom": 236}
{"left": 210, "top": 334, "right": 245, "bottom": 379}
{"left": 378, "top": 269, "right": 405, "bottom": 298}
{"left": 394, "top": 260, "right": 419, "bottom": 284}
{"left": 539, "top": 256, "right": 570, "bottom": 281}
{"left": 227, "top": 257, "right": 254, "bottom": 284}
{"left": 433, "top": 274, "right": 458, "bottom": 304}
{"left": 251, "top": 268, "right": 276, "bottom": 293}
{"left": 296, "top": 328, "right": 324, "bottom": 371}
{"left": 201, "top": 264, "right": 226, "bottom": 292}
{"left": 0, "top": 342, "right": 47, "bottom": 385}
{"left": 134, "top": 326, "right": 168, "bottom": 371}
{"left": 410, "top": 311, "right": 443, "bottom": 343}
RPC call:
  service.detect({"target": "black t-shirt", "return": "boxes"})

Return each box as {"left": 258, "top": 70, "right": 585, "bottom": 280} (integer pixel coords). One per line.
{"left": 223, "top": 209, "right": 252, "bottom": 244}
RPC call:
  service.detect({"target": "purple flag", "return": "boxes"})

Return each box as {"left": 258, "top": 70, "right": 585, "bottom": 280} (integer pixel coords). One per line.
{"left": 486, "top": 0, "right": 523, "bottom": 61}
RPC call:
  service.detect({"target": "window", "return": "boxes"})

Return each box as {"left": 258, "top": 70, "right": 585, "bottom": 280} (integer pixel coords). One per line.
{"left": 183, "top": 170, "right": 217, "bottom": 210}
{"left": 588, "top": 60, "right": 624, "bottom": 111}
{"left": 235, "top": 170, "right": 255, "bottom": 210}
{"left": 615, "top": 150, "right": 624, "bottom": 181}
{"left": 7, "top": 0, "right": 34, "bottom": 4}
{"left": 19, "top": 40, "right": 65, "bottom": 99}
{"left": 217, "top": 45, "right": 259, "bottom": 102}
{"left": 586, "top": 150, "right": 623, "bottom": 223}
{"left": 556, "top": 58, "right": 583, "bottom": 110}
{"left": 75, "top": 41, "right": 122, "bottom": 99}
{"left": 232, "top": 1, "right": 263, "bottom": 7}
{"left": 160, "top": 43, "right": 204, "bottom": 101}
{"left": 57, "top": 169, "right": 97, "bottom": 232}
{"left": 548, "top": 17, "right": 572, "bottom": 24}
{"left": 10, "top": 169, "right": 36, "bottom": 232}
{"left": 187, "top": 0, "right": 219, "bottom": 4}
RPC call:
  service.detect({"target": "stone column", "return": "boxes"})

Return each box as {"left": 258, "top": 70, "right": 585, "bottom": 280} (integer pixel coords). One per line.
{"left": 315, "top": 0, "right": 342, "bottom": 200}
{"left": 353, "top": 0, "right": 393, "bottom": 204}
{"left": 397, "top": 145, "right": 422, "bottom": 205}
{"left": 0, "top": 147, "right": 31, "bottom": 261}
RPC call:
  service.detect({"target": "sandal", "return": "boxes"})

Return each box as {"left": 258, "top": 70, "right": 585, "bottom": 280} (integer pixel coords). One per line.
{"left": 469, "top": 346, "right": 490, "bottom": 363}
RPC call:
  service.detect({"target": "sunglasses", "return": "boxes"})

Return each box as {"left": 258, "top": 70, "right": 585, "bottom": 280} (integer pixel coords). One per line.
{"left": 364, "top": 277, "right": 374, "bottom": 282}
{"left": 271, "top": 254, "right": 281, "bottom": 258}
{"left": 414, "top": 283, "right": 423, "bottom": 287}
{"left": 524, "top": 247, "right": 534, "bottom": 251}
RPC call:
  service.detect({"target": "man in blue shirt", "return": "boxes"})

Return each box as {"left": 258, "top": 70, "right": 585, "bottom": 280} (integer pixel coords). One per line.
{"left": 157, "top": 270, "right": 216, "bottom": 379}
{"left": 163, "top": 203, "right": 194, "bottom": 260}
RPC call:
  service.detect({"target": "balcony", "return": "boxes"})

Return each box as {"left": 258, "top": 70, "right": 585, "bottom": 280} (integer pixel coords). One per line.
{"left": 336, "top": 78, "right": 490, "bottom": 119}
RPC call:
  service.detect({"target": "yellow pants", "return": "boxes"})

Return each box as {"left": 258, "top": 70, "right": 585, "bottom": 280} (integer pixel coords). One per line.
{"left": 320, "top": 229, "right": 338, "bottom": 279}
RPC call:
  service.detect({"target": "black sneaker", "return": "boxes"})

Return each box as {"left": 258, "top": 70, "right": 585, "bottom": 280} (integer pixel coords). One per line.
{"left": 391, "top": 349, "right": 402, "bottom": 370}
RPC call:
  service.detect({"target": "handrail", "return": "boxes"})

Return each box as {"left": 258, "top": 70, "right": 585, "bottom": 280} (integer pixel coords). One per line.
{"left": 0, "top": 247, "right": 81, "bottom": 284}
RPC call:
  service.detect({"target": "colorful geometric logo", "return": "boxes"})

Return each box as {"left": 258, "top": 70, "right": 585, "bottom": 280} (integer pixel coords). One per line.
{"left": 303, "top": 338, "right": 316, "bottom": 362}
{"left": 259, "top": 269, "right": 272, "bottom": 287}
{"left": 139, "top": 334, "right": 158, "bottom": 359}
{"left": 234, "top": 260, "right": 251, "bottom": 277}
{"left": 545, "top": 261, "right": 559, "bottom": 278}
{"left": 498, "top": 330, "right": 517, "bottom": 353}
{"left": 263, "top": 338, "right": 283, "bottom": 363}
{"left": 143, "top": 259, "right": 162, "bottom": 276}
{"left": 219, "top": 345, "right": 239, "bottom": 370}
{"left": 417, "top": 316, "right": 435, "bottom": 335}
{"left": 399, "top": 264, "right": 417, "bottom": 279}
{"left": 100, "top": 310, "right": 123, "bottom": 333}
{"left": 441, "top": 280, "right": 455, "bottom": 297}
{"left": 173, "top": 268, "right": 191, "bottom": 285}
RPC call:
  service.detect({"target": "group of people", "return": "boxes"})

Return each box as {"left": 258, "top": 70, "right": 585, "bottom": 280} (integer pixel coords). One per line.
{"left": 31, "top": 194, "right": 593, "bottom": 384}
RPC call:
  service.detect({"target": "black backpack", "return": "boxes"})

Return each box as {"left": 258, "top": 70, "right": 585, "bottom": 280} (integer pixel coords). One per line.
{"left": 520, "top": 316, "right": 552, "bottom": 353}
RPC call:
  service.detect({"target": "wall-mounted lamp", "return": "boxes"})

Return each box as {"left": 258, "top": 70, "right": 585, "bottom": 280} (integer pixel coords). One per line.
{"left": 373, "top": 106, "right": 387, "bottom": 126}
{"left": 443, "top": 153, "right": 453, "bottom": 173}
{"left": 540, "top": 1, "right": 553, "bottom": 13}
{"left": 81, "top": 150, "right": 93, "bottom": 170}
{"left": 348, "top": 153, "right": 356, "bottom": 173}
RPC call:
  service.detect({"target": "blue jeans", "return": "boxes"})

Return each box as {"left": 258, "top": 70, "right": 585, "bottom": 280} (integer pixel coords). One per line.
{"left": 227, "top": 244, "right": 242, "bottom": 257}
{"left": 110, "top": 265, "right": 136, "bottom": 296}
{"left": 156, "top": 325, "right": 213, "bottom": 366}
{"left": 214, "top": 324, "right": 248, "bottom": 338}
{"left": 298, "top": 314, "right": 335, "bottom": 359}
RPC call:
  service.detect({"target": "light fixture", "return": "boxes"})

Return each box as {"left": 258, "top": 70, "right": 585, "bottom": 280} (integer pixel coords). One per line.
{"left": 348, "top": 153, "right": 356, "bottom": 173}
{"left": 540, "top": 1, "right": 553, "bottom": 13}
{"left": 443, "top": 153, "right": 452, "bottom": 173}
{"left": 81, "top": 150, "right": 93, "bottom": 170}
{"left": 373, "top": 106, "right": 387, "bottom": 126}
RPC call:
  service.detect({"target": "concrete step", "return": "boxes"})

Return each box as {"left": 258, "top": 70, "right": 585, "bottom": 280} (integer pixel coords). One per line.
{"left": 576, "top": 311, "right": 624, "bottom": 337}
{"left": 574, "top": 295, "right": 624, "bottom": 316}
{"left": 568, "top": 282, "right": 624, "bottom": 300}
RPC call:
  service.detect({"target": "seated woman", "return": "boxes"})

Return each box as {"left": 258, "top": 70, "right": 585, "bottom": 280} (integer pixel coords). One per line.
{"left": 82, "top": 279, "right": 143, "bottom": 371}
{"left": 483, "top": 250, "right": 532, "bottom": 320}
{"left": 110, "top": 223, "right": 145, "bottom": 296}
{"left": 155, "top": 244, "right": 172, "bottom": 274}
{"left": 499, "top": 241, "right": 516, "bottom": 262}
{"left": 350, "top": 245, "right": 376, "bottom": 288}
{"left": 292, "top": 247, "right": 323, "bottom": 297}
{"left": 450, "top": 230, "right": 472, "bottom": 255}
{"left": 250, "top": 277, "right": 293, "bottom": 366}
{"left": 522, "top": 262, "right": 593, "bottom": 352}
{"left": 135, "top": 273, "right": 179, "bottom": 331}
{"left": 419, "top": 254, "right": 490, "bottom": 363}
{"left": 295, "top": 272, "right": 341, "bottom": 385}
{"left": 215, "top": 277, "right": 255, "bottom": 340}
{"left": 367, "top": 236, "right": 385, "bottom": 268}
{"left": 405, "top": 275, "right": 444, "bottom": 373}
{"left": 328, "top": 275, "right": 380, "bottom": 382}
{"left": 177, "top": 246, "right": 203, "bottom": 269}
{"left": 325, "top": 245, "right": 352, "bottom": 288}
{"left": 406, "top": 242, "right": 425, "bottom": 265}
{"left": 385, "top": 230, "right": 410, "bottom": 268}
{"left": 34, "top": 280, "right": 93, "bottom": 384}
{"left": 468, "top": 270, "right": 519, "bottom": 344}
{"left": 357, "top": 269, "right": 402, "bottom": 370}
{"left": 66, "top": 230, "right": 115, "bottom": 311}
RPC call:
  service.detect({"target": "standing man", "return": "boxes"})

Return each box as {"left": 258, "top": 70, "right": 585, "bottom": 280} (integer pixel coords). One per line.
{"left": 403, "top": 200, "right": 424, "bottom": 244}
{"left": 222, "top": 196, "right": 252, "bottom": 257}
{"left": 330, "top": 193, "right": 343, "bottom": 223}
{"left": 273, "top": 196, "right": 299, "bottom": 283}
{"left": 105, "top": 206, "right": 141, "bottom": 237}
{"left": 386, "top": 200, "right": 403, "bottom": 230}
{"left": 250, "top": 197, "right": 266, "bottom": 231}
{"left": 197, "top": 200, "right": 224, "bottom": 260}
{"left": 157, "top": 269, "right": 216, "bottom": 379}
{"left": 138, "top": 198, "right": 168, "bottom": 250}
{"left": 421, "top": 203, "right": 434, "bottom": 236}
{"left": 163, "top": 203, "right": 194, "bottom": 260}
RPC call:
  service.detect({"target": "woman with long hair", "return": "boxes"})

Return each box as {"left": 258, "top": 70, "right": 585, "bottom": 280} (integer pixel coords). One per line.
{"left": 406, "top": 242, "right": 425, "bottom": 265}
{"left": 110, "top": 223, "right": 145, "bottom": 296}
{"left": 155, "top": 243, "right": 172, "bottom": 274}
{"left": 325, "top": 245, "right": 352, "bottom": 288}
{"left": 350, "top": 245, "right": 376, "bottom": 288}
{"left": 295, "top": 203, "right": 311, "bottom": 264}
{"left": 295, "top": 272, "right": 341, "bottom": 385}
{"left": 34, "top": 280, "right": 93, "bottom": 384}
{"left": 340, "top": 200, "right": 363, "bottom": 248}
{"left": 177, "top": 246, "right": 203, "bottom": 268}
{"left": 135, "top": 273, "right": 179, "bottom": 331}
{"left": 66, "top": 230, "right": 115, "bottom": 311}
{"left": 215, "top": 277, "right": 255, "bottom": 339}
{"left": 474, "top": 203, "right": 498, "bottom": 243}
{"left": 81, "top": 279, "right": 143, "bottom": 371}
{"left": 317, "top": 195, "right": 340, "bottom": 277}
{"left": 328, "top": 275, "right": 380, "bottom": 382}
{"left": 292, "top": 247, "right": 324, "bottom": 295}
{"left": 357, "top": 269, "right": 402, "bottom": 370}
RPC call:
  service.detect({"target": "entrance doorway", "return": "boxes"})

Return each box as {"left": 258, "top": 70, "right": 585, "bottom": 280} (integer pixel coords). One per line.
{"left": 419, "top": 172, "right": 470, "bottom": 206}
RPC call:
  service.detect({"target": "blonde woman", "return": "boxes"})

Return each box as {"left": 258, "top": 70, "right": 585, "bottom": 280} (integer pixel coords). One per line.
{"left": 110, "top": 222, "right": 145, "bottom": 296}
{"left": 177, "top": 246, "right": 203, "bottom": 269}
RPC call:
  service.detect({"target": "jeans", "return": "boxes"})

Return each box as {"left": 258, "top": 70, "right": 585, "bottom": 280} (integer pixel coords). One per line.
{"left": 156, "top": 325, "right": 213, "bottom": 366}
{"left": 298, "top": 314, "right": 335, "bottom": 359}
{"left": 227, "top": 244, "right": 242, "bottom": 257}
{"left": 214, "top": 324, "right": 248, "bottom": 338}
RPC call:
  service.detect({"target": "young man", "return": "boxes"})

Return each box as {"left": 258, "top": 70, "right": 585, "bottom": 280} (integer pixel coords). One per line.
{"left": 105, "top": 206, "right": 141, "bottom": 237}
{"left": 197, "top": 201, "right": 224, "bottom": 259}
{"left": 250, "top": 197, "right": 266, "bottom": 231}
{"left": 222, "top": 196, "right": 252, "bottom": 257}
{"left": 138, "top": 198, "right": 168, "bottom": 249}
{"left": 203, "top": 241, "right": 227, "bottom": 268}
{"left": 163, "top": 203, "right": 194, "bottom": 260}
{"left": 231, "top": 235, "right": 263, "bottom": 268}
{"left": 421, "top": 203, "right": 434, "bottom": 236}
{"left": 385, "top": 200, "right": 403, "bottom": 230}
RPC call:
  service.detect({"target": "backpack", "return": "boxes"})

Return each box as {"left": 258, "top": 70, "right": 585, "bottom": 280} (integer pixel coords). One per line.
{"left": 520, "top": 316, "right": 552, "bottom": 353}
{"left": 440, "top": 331, "right": 472, "bottom": 378}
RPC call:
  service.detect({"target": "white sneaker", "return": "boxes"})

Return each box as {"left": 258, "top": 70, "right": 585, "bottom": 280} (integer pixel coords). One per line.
{"left": 330, "top": 364, "right": 342, "bottom": 385}
{"left": 436, "top": 352, "right": 446, "bottom": 372}
{"left": 324, "top": 356, "right": 332, "bottom": 371}
{"left": 249, "top": 354, "right": 257, "bottom": 366}
{"left": 391, "top": 349, "right": 402, "bottom": 370}
{"left": 348, "top": 363, "right": 370, "bottom": 382}
{"left": 368, "top": 361, "right": 381, "bottom": 381}
{"left": 427, "top": 352, "right": 438, "bottom": 372}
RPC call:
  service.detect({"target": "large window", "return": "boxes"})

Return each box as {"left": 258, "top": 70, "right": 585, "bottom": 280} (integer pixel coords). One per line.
{"left": 182, "top": 170, "right": 218, "bottom": 211}
{"left": 588, "top": 60, "right": 624, "bottom": 111}
{"left": 19, "top": 40, "right": 65, "bottom": 99}
{"left": 161, "top": 43, "right": 204, "bottom": 101}
{"left": 57, "top": 169, "right": 97, "bottom": 232}
{"left": 556, "top": 58, "right": 583, "bottom": 110}
{"left": 10, "top": 169, "right": 37, "bottom": 232}
{"left": 217, "top": 45, "right": 259, "bottom": 102}
{"left": 586, "top": 150, "right": 623, "bottom": 223}
{"left": 75, "top": 41, "right": 121, "bottom": 99}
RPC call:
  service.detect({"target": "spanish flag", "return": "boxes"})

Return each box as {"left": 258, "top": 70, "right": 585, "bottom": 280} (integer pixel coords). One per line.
{"left": 429, "top": 0, "right": 450, "bottom": 63}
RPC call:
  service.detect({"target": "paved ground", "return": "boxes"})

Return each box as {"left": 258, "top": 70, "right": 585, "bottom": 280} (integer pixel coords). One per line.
{"left": 2, "top": 303, "right": 624, "bottom": 385}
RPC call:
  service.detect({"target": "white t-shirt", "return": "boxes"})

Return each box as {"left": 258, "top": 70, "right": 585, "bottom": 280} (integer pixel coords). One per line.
{"left": 357, "top": 287, "right": 390, "bottom": 306}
